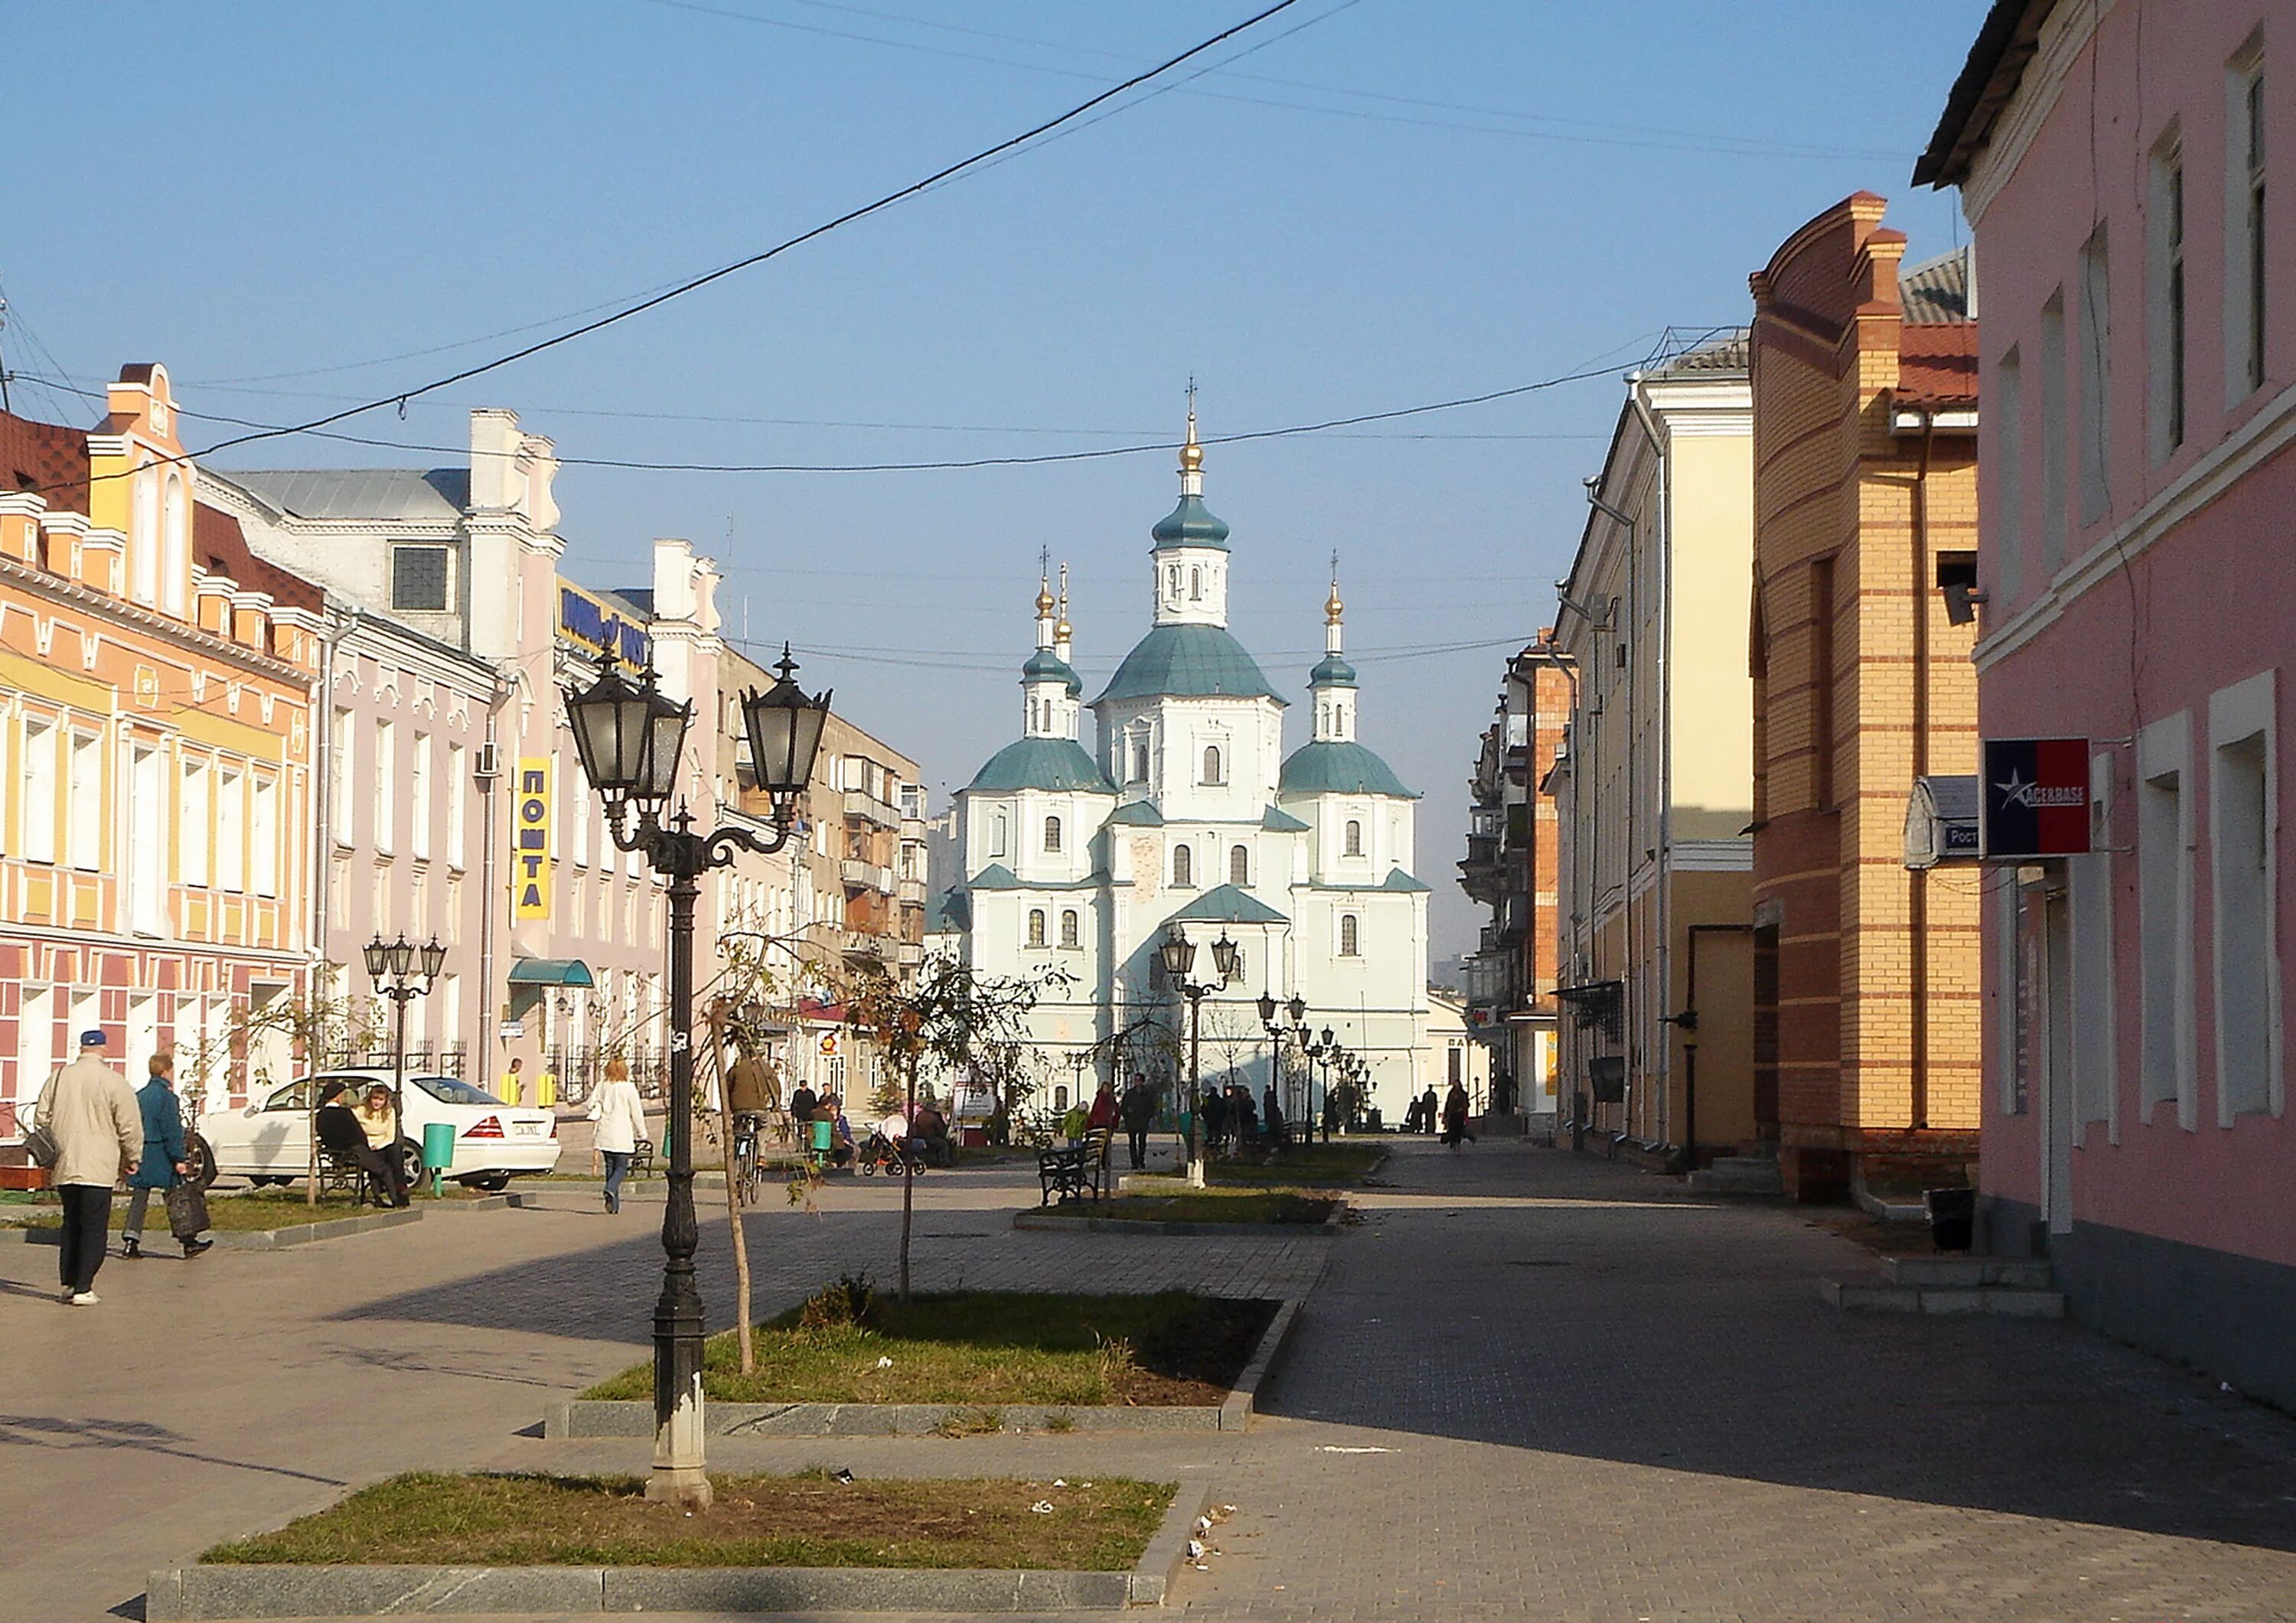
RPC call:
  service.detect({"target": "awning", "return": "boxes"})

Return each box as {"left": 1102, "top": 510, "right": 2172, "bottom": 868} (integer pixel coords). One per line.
{"left": 509, "top": 957, "right": 595, "bottom": 988}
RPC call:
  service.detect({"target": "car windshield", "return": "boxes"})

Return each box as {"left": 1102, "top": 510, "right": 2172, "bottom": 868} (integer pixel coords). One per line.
{"left": 410, "top": 1075, "right": 504, "bottom": 1106}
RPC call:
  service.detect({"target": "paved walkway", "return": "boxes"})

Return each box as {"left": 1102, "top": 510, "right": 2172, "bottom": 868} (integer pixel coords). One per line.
{"left": 5, "top": 1141, "right": 2294, "bottom": 1619}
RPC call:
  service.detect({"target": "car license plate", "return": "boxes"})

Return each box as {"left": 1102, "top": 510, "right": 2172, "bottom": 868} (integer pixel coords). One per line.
{"left": 514, "top": 1121, "right": 544, "bottom": 1136}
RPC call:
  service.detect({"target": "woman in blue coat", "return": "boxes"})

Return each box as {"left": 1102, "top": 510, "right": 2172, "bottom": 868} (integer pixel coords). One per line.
{"left": 121, "top": 1054, "right": 210, "bottom": 1260}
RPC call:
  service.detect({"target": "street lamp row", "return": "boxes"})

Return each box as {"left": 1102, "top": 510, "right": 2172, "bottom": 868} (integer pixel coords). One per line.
{"left": 1159, "top": 926, "right": 1238, "bottom": 1190}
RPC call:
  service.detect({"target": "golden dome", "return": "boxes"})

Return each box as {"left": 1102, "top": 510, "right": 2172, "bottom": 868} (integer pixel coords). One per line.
{"left": 1035, "top": 579, "right": 1056, "bottom": 616}
{"left": 1055, "top": 614, "right": 1073, "bottom": 641}
{"left": 1325, "top": 584, "right": 1345, "bottom": 625}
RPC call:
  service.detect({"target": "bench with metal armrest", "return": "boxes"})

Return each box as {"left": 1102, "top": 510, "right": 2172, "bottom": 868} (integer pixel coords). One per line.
{"left": 1035, "top": 1126, "right": 1114, "bottom": 1205}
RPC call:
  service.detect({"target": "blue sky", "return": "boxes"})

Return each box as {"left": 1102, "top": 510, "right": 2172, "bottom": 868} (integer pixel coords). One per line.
{"left": 5, "top": 0, "right": 1986, "bottom": 961}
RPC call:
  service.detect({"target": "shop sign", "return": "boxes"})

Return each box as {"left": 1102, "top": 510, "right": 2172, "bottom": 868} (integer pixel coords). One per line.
{"left": 1981, "top": 738, "right": 2092, "bottom": 859}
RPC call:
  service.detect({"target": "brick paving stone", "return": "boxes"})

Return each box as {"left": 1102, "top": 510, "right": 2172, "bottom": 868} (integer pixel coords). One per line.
{"left": 6, "top": 1142, "right": 2296, "bottom": 1621}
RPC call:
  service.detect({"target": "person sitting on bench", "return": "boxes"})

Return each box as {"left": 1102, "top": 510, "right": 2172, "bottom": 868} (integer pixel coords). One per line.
{"left": 316, "top": 1082, "right": 407, "bottom": 1207}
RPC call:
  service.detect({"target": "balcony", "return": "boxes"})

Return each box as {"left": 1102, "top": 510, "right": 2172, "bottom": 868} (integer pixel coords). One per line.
{"left": 843, "top": 790, "right": 899, "bottom": 829}
{"left": 897, "top": 876, "right": 925, "bottom": 904}
{"left": 898, "top": 941, "right": 925, "bottom": 966}
{"left": 840, "top": 859, "right": 894, "bottom": 893}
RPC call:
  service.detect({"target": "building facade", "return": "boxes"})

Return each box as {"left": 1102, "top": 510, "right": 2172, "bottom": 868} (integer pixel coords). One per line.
{"left": 1459, "top": 640, "right": 1574, "bottom": 1126}
{"left": 0, "top": 366, "right": 322, "bottom": 1125}
{"left": 1549, "top": 338, "right": 1758, "bottom": 1165}
{"left": 1922, "top": 0, "right": 2296, "bottom": 1407}
{"left": 944, "top": 418, "right": 1430, "bottom": 1120}
{"left": 1747, "top": 197, "right": 1984, "bottom": 1200}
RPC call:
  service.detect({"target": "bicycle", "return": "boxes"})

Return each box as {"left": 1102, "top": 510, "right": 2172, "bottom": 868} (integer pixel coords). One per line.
{"left": 729, "top": 1111, "right": 775, "bottom": 1205}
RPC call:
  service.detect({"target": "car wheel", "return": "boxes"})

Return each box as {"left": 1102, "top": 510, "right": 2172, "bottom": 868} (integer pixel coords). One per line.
{"left": 460, "top": 1173, "right": 511, "bottom": 1194}
{"left": 187, "top": 1136, "right": 218, "bottom": 1189}
{"left": 393, "top": 1139, "right": 426, "bottom": 1187}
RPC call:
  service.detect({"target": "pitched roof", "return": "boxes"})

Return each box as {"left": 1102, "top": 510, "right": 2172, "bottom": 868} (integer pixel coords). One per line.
{"left": 928, "top": 888, "right": 970, "bottom": 933}
{"left": 1914, "top": 0, "right": 2056, "bottom": 189}
{"left": 1094, "top": 623, "right": 1286, "bottom": 706}
{"left": 1106, "top": 801, "right": 1166, "bottom": 826}
{"left": 1311, "top": 868, "right": 1431, "bottom": 894}
{"left": 1278, "top": 739, "right": 1415, "bottom": 799}
{"left": 1897, "top": 321, "right": 1981, "bottom": 407}
{"left": 0, "top": 408, "right": 91, "bottom": 511}
{"left": 1164, "top": 884, "right": 1289, "bottom": 926}
{"left": 967, "top": 737, "right": 1115, "bottom": 795}
{"left": 1648, "top": 330, "right": 1750, "bottom": 378}
{"left": 216, "top": 467, "right": 470, "bottom": 523}
{"left": 1900, "top": 246, "right": 1975, "bottom": 322}
{"left": 195, "top": 503, "right": 323, "bottom": 613}
{"left": 1260, "top": 805, "right": 1310, "bottom": 833}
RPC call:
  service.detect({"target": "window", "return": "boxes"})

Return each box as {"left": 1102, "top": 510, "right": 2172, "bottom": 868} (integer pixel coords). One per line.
{"left": 1230, "top": 844, "right": 1250, "bottom": 886}
{"left": 2040, "top": 291, "right": 2067, "bottom": 574}
{"left": 446, "top": 744, "right": 467, "bottom": 869}
{"left": 2138, "top": 713, "right": 2193, "bottom": 1126}
{"left": 1991, "top": 347, "right": 2024, "bottom": 598}
{"left": 391, "top": 545, "right": 451, "bottom": 612}
{"left": 1060, "top": 908, "right": 1080, "bottom": 949}
{"left": 2069, "top": 753, "right": 2117, "bottom": 1132}
{"left": 2229, "top": 47, "right": 2268, "bottom": 400}
{"left": 410, "top": 733, "right": 432, "bottom": 860}
{"left": 329, "top": 708, "right": 355, "bottom": 846}
{"left": 1027, "top": 908, "right": 1047, "bottom": 948}
{"left": 1344, "top": 819, "right": 1363, "bottom": 858}
{"left": 1202, "top": 745, "right": 1223, "bottom": 784}
{"left": 991, "top": 811, "right": 1008, "bottom": 859}
{"left": 128, "top": 746, "right": 165, "bottom": 935}
{"left": 1339, "top": 914, "right": 1360, "bottom": 957}
{"left": 67, "top": 732, "right": 102, "bottom": 872}
{"left": 2151, "top": 135, "right": 2187, "bottom": 459}
{"left": 181, "top": 758, "right": 210, "bottom": 887}
{"left": 2078, "top": 223, "right": 2112, "bottom": 526}
{"left": 251, "top": 774, "right": 279, "bottom": 898}
{"left": 22, "top": 718, "right": 56, "bottom": 863}
{"left": 1133, "top": 739, "right": 1150, "bottom": 782}
{"left": 217, "top": 768, "right": 246, "bottom": 893}
{"left": 1189, "top": 567, "right": 1202, "bottom": 601}
{"left": 2210, "top": 673, "right": 2278, "bottom": 1119}
{"left": 1044, "top": 814, "right": 1062, "bottom": 853}
{"left": 1812, "top": 556, "right": 1836, "bottom": 807}
{"left": 161, "top": 473, "right": 188, "bottom": 616}
{"left": 1167, "top": 564, "right": 1181, "bottom": 600}
{"left": 373, "top": 719, "right": 395, "bottom": 854}
{"left": 1172, "top": 844, "right": 1192, "bottom": 888}
{"left": 131, "top": 468, "right": 158, "bottom": 605}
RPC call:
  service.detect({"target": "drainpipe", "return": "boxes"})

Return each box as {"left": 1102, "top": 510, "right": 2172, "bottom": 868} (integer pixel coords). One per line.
{"left": 1629, "top": 385, "right": 1675, "bottom": 1155}
{"left": 311, "top": 608, "right": 356, "bottom": 979}
{"left": 477, "top": 680, "right": 510, "bottom": 1079}
{"left": 1910, "top": 412, "right": 1936, "bottom": 1133}
{"left": 1586, "top": 480, "right": 1639, "bottom": 1142}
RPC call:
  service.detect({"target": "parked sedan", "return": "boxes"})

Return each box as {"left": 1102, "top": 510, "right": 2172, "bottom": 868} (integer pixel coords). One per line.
{"left": 194, "top": 1070, "right": 562, "bottom": 1192}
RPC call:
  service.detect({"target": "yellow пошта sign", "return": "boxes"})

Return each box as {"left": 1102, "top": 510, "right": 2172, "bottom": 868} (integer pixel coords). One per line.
{"left": 514, "top": 757, "right": 552, "bottom": 919}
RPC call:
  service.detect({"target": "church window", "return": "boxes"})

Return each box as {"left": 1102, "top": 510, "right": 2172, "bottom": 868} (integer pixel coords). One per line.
{"left": 1172, "top": 843, "right": 1193, "bottom": 888}
{"left": 1054, "top": 1085, "right": 1069, "bottom": 1111}
{"left": 1027, "top": 908, "right": 1047, "bottom": 948}
{"left": 1231, "top": 844, "right": 1250, "bottom": 886}
{"left": 1044, "top": 815, "right": 1062, "bottom": 853}
{"left": 1168, "top": 565, "right": 1182, "bottom": 600}
{"left": 1345, "top": 819, "right": 1364, "bottom": 858}
{"left": 1340, "top": 914, "right": 1361, "bottom": 957}
{"left": 1202, "top": 745, "right": 1223, "bottom": 784}
{"left": 1060, "top": 908, "right": 1080, "bottom": 948}
{"left": 992, "top": 813, "right": 1009, "bottom": 858}
{"left": 1132, "top": 735, "right": 1150, "bottom": 783}
{"left": 1189, "top": 567, "right": 1202, "bottom": 601}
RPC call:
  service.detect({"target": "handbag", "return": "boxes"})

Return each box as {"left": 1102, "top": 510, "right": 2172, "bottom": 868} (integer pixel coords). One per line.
{"left": 21, "top": 1123, "right": 59, "bottom": 1168}
{"left": 165, "top": 1178, "right": 209, "bottom": 1242}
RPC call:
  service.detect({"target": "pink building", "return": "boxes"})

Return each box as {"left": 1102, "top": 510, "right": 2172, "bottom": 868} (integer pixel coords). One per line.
{"left": 1922, "top": 1, "right": 2296, "bottom": 1403}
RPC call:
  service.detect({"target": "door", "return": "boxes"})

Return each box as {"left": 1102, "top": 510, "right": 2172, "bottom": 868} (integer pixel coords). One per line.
{"left": 2020, "top": 873, "right": 2076, "bottom": 1237}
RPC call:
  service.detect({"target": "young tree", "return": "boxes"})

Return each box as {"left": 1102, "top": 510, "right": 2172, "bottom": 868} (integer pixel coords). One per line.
{"left": 181, "top": 968, "right": 380, "bottom": 1206}
{"left": 843, "top": 957, "right": 1070, "bottom": 1301}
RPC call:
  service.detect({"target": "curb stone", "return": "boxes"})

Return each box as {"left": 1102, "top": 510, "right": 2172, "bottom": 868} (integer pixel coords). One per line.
{"left": 543, "top": 1303, "right": 1296, "bottom": 1437}
{"left": 0, "top": 1207, "right": 423, "bottom": 1250}
{"left": 143, "top": 1480, "right": 1213, "bottom": 1618}
{"left": 1013, "top": 1199, "right": 1348, "bottom": 1237}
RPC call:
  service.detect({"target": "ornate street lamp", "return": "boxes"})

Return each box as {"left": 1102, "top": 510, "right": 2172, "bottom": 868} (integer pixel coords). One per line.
{"left": 1260, "top": 992, "right": 1307, "bottom": 1148}
{"left": 1163, "top": 927, "right": 1237, "bottom": 1189}
{"left": 364, "top": 932, "right": 446, "bottom": 1190}
{"left": 563, "top": 642, "right": 830, "bottom": 1511}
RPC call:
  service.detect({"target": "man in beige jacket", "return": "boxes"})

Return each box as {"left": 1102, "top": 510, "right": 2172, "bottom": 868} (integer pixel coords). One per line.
{"left": 32, "top": 1031, "right": 140, "bottom": 1305}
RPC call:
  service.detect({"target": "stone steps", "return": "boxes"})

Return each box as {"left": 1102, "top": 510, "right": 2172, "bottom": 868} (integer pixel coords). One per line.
{"left": 1821, "top": 1254, "right": 2063, "bottom": 1317}
{"left": 1685, "top": 1154, "right": 1784, "bottom": 1198}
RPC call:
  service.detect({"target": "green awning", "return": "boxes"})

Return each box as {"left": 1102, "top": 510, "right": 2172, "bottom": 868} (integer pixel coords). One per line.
{"left": 509, "top": 957, "right": 595, "bottom": 987}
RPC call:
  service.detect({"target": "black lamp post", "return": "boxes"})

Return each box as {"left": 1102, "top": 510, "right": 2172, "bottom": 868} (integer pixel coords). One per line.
{"left": 563, "top": 643, "right": 830, "bottom": 1511}
{"left": 1161, "top": 926, "right": 1238, "bottom": 1190}
{"left": 363, "top": 932, "right": 445, "bottom": 1185}
{"left": 1258, "top": 992, "right": 1310, "bottom": 1147}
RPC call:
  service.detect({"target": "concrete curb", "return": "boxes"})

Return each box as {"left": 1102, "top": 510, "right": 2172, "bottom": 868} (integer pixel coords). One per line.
{"left": 543, "top": 1303, "right": 1293, "bottom": 1438}
{"left": 0, "top": 1207, "right": 423, "bottom": 1250}
{"left": 143, "top": 1481, "right": 1214, "bottom": 1618}
{"left": 1013, "top": 1199, "right": 1348, "bottom": 1237}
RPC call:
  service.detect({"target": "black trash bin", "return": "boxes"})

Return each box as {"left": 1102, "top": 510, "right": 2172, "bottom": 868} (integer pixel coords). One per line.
{"left": 1925, "top": 1187, "right": 1976, "bottom": 1252}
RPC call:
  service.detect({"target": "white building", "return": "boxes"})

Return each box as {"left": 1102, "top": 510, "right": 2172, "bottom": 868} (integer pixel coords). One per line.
{"left": 944, "top": 414, "right": 1430, "bottom": 1121}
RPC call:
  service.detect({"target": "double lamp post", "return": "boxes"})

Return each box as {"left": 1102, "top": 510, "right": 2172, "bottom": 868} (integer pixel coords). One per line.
{"left": 362, "top": 931, "right": 445, "bottom": 1185}
{"left": 562, "top": 644, "right": 832, "bottom": 1511}
{"left": 1160, "top": 926, "right": 1238, "bottom": 1190}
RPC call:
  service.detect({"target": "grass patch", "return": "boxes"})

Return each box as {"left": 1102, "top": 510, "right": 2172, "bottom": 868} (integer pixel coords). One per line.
{"left": 1084, "top": 1188, "right": 1336, "bottom": 1226}
{"left": 204, "top": 1471, "right": 1171, "bottom": 1571}
{"left": 934, "top": 1406, "right": 1005, "bottom": 1438}
{"left": 1200, "top": 1142, "right": 1383, "bottom": 1188}
{"left": 10, "top": 1188, "right": 389, "bottom": 1233}
{"left": 582, "top": 1289, "right": 1275, "bottom": 1407}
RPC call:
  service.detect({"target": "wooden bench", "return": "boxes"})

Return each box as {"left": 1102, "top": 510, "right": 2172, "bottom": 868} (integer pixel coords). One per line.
{"left": 1036, "top": 1127, "right": 1113, "bottom": 1206}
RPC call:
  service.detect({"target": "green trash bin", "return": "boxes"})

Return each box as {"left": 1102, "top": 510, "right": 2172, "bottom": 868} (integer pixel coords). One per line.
{"left": 810, "top": 1117, "right": 833, "bottom": 1169}
{"left": 422, "top": 1121, "right": 456, "bottom": 1198}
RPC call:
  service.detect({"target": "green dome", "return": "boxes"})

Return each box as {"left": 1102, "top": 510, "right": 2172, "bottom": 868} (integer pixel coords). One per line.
{"left": 1093, "top": 624, "right": 1286, "bottom": 706}
{"left": 1278, "top": 740, "right": 1414, "bottom": 798}
{"left": 968, "top": 737, "right": 1115, "bottom": 794}
{"left": 1150, "top": 494, "right": 1231, "bottom": 551}
{"left": 1308, "top": 652, "right": 1358, "bottom": 689}
{"left": 1022, "top": 648, "right": 1083, "bottom": 696}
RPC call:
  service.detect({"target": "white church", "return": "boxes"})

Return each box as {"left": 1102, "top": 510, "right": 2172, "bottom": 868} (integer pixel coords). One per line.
{"left": 940, "top": 411, "right": 1431, "bottom": 1126}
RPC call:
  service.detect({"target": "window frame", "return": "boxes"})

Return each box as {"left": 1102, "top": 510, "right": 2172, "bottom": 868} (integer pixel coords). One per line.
{"left": 390, "top": 543, "right": 453, "bottom": 614}
{"left": 1343, "top": 818, "right": 1364, "bottom": 859}
{"left": 1043, "top": 813, "right": 1062, "bottom": 854}
{"left": 1172, "top": 842, "right": 1193, "bottom": 888}
{"left": 2208, "top": 671, "right": 2281, "bottom": 1121}
{"left": 1339, "top": 912, "right": 1361, "bottom": 957}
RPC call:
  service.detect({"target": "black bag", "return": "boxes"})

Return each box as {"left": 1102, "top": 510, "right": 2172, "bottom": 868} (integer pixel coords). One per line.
{"left": 21, "top": 1123, "right": 59, "bottom": 1168}
{"left": 165, "top": 1179, "right": 208, "bottom": 1242}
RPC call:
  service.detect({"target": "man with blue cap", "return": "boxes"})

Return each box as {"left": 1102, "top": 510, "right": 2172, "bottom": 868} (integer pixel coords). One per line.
{"left": 30, "top": 1030, "right": 141, "bottom": 1305}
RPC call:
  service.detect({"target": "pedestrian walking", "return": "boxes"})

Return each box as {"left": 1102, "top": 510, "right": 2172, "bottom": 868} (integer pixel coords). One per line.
{"left": 1228, "top": 1083, "right": 1259, "bottom": 1151}
{"left": 1119, "top": 1074, "right": 1156, "bottom": 1170}
{"left": 1200, "top": 1086, "right": 1228, "bottom": 1156}
{"left": 120, "top": 1053, "right": 211, "bottom": 1260}
{"left": 1442, "top": 1081, "right": 1475, "bottom": 1150}
{"left": 587, "top": 1058, "right": 647, "bottom": 1214}
{"left": 31, "top": 1031, "right": 140, "bottom": 1305}
{"left": 1086, "top": 1079, "right": 1119, "bottom": 1133}
{"left": 1420, "top": 1086, "right": 1440, "bottom": 1136}
{"left": 1261, "top": 1081, "right": 1287, "bottom": 1151}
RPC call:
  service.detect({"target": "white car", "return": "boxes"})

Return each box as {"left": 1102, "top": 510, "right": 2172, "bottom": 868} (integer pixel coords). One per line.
{"left": 194, "top": 1069, "right": 563, "bottom": 1192}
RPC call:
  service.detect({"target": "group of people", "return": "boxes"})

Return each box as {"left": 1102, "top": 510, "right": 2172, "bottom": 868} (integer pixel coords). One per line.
{"left": 1402, "top": 1083, "right": 1478, "bottom": 1148}
{"left": 313, "top": 1080, "right": 414, "bottom": 1207}
{"left": 26, "top": 1031, "right": 210, "bottom": 1308}
{"left": 1197, "top": 1078, "right": 1288, "bottom": 1158}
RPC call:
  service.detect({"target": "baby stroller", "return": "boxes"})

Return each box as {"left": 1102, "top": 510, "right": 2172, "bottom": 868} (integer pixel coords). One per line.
{"left": 858, "top": 1127, "right": 928, "bottom": 1177}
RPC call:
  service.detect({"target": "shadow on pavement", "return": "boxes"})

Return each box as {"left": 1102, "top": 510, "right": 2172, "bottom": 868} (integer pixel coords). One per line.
{"left": 1259, "top": 1139, "right": 2296, "bottom": 1553}
{"left": 0, "top": 1413, "right": 348, "bottom": 1487}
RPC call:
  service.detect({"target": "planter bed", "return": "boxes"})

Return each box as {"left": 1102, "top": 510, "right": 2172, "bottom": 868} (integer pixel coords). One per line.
{"left": 1018, "top": 1185, "right": 1349, "bottom": 1237}
{"left": 147, "top": 1471, "right": 1209, "bottom": 1618}
{"left": 548, "top": 1291, "right": 1299, "bottom": 1436}
{"left": 2, "top": 1202, "right": 427, "bottom": 1250}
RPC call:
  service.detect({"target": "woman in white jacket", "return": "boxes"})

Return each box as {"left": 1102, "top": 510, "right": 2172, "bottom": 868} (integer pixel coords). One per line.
{"left": 586, "top": 1058, "right": 648, "bottom": 1214}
